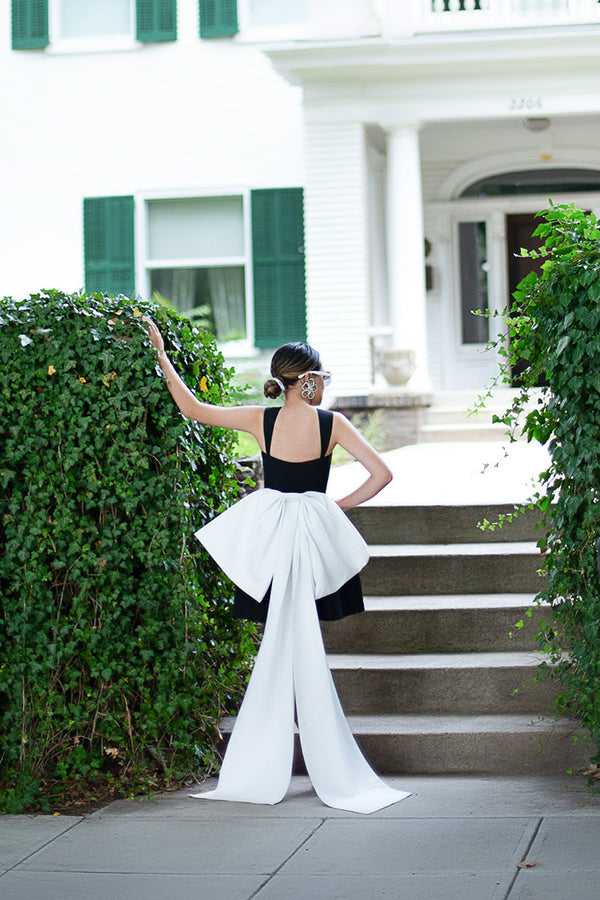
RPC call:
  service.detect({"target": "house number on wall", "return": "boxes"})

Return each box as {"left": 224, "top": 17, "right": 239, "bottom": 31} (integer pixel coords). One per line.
{"left": 510, "top": 98, "right": 543, "bottom": 111}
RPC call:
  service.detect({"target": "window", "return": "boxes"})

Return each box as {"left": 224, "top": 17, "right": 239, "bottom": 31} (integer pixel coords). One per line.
{"left": 147, "top": 197, "right": 248, "bottom": 343}
{"left": 246, "top": 0, "right": 307, "bottom": 28}
{"left": 461, "top": 168, "right": 600, "bottom": 197}
{"left": 458, "top": 221, "right": 489, "bottom": 345}
{"left": 151, "top": 268, "right": 246, "bottom": 340}
{"left": 84, "top": 189, "right": 306, "bottom": 349}
{"left": 234, "top": 0, "right": 308, "bottom": 38}
{"left": 13, "top": 0, "right": 176, "bottom": 49}
{"left": 198, "top": 1, "right": 308, "bottom": 39}
{"left": 146, "top": 190, "right": 307, "bottom": 348}
{"left": 84, "top": 196, "right": 135, "bottom": 297}
{"left": 58, "top": 0, "right": 131, "bottom": 39}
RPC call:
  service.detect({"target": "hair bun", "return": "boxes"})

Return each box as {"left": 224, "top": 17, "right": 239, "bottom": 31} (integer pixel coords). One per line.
{"left": 263, "top": 378, "right": 283, "bottom": 399}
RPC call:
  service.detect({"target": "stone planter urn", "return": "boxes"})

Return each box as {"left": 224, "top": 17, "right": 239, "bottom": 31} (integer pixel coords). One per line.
{"left": 381, "top": 348, "right": 416, "bottom": 387}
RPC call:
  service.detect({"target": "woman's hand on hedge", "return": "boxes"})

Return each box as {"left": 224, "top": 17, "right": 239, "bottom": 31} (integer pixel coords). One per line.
{"left": 144, "top": 318, "right": 165, "bottom": 356}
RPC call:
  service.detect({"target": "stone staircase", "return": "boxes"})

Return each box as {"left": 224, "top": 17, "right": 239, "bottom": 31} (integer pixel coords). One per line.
{"left": 422, "top": 389, "right": 540, "bottom": 443}
{"left": 320, "top": 502, "right": 587, "bottom": 775}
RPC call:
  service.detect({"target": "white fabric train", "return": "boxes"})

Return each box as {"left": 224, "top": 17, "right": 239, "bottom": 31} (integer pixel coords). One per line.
{"left": 190, "top": 489, "right": 410, "bottom": 814}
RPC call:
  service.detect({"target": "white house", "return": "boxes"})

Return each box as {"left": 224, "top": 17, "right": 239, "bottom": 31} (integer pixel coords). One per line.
{"left": 4, "top": 0, "right": 600, "bottom": 400}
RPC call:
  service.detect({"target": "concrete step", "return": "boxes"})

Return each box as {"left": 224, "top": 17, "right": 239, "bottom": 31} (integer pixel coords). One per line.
{"left": 217, "top": 714, "right": 588, "bottom": 775}
{"left": 421, "top": 422, "right": 512, "bottom": 443}
{"left": 363, "top": 542, "right": 545, "bottom": 595}
{"left": 424, "top": 407, "right": 509, "bottom": 427}
{"left": 343, "top": 714, "right": 588, "bottom": 775}
{"left": 321, "top": 595, "right": 550, "bottom": 654}
{"left": 348, "top": 503, "right": 544, "bottom": 545}
{"left": 328, "top": 651, "right": 557, "bottom": 715}
{"left": 425, "top": 389, "right": 523, "bottom": 409}
{"left": 421, "top": 388, "right": 542, "bottom": 443}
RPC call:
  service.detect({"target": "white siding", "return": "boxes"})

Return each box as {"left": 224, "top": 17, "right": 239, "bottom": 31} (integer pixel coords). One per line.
{"left": 303, "top": 121, "right": 373, "bottom": 393}
{"left": 0, "top": 1, "right": 304, "bottom": 299}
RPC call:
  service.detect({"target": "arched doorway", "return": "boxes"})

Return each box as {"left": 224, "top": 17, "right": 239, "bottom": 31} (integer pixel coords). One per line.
{"left": 459, "top": 168, "right": 600, "bottom": 386}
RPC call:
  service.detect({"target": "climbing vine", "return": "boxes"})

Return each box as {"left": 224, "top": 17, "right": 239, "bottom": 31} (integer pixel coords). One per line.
{"left": 482, "top": 203, "right": 600, "bottom": 770}
{"left": 0, "top": 290, "right": 255, "bottom": 813}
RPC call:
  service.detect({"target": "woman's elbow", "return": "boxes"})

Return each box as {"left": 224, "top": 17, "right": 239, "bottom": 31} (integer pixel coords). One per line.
{"left": 174, "top": 398, "right": 198, "bottom": 419}
{"left": 380, "top": 464, "right": 393, "bottom": 487}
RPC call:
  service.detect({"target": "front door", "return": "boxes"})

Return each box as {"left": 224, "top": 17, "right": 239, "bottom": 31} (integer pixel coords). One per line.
{"left": 506, "top": 213, "right": 544, "bottom": 385}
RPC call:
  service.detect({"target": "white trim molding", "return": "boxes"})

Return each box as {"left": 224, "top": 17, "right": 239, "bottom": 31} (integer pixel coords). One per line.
{"left": 437, "top": 148, "right": 600, "bottom": 202}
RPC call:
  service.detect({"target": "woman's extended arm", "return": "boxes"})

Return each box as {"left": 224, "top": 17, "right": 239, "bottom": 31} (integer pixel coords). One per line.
{"left": 145, "top": 319, "right": 263, "bottom": 437}
{"left": 331, "top": 412, "right": 393, "bottom": 511}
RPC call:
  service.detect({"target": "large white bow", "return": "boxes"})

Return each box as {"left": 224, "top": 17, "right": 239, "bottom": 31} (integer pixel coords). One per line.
{"left": 191, "top": 489, "right": 410, "bottom": 814}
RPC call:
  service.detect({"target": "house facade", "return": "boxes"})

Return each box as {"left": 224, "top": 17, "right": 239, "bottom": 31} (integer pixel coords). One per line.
{"left": 4, "top": 1, "right": 600, "bottom": 397}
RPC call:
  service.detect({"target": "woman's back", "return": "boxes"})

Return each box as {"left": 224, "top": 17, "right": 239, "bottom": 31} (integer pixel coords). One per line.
{"left": 263, "top": 404, "right": 334, "bottom": 462}
{"left": 262, "top": 407, "right": 333, "bottom": 494}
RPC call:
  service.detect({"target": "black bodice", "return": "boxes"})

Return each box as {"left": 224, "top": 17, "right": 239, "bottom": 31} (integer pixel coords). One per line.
{"left": 233, "top": 405, "right": 364, "bottom": 623}
{"left": 261, "top": 407, "right": 333, "bottom": 494}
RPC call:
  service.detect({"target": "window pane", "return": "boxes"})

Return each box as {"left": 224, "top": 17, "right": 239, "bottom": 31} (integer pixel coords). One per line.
{"left": 248, "top": 0, "right": 307, "bottom": 27}
{"left": 147, "top": 197, "right": 244, "bottom": 260}
{"left": 151, "top": 266, "right": 246, "bottom": 342}
{"left": 461, "top": 167, "right": 600, "bottom": 197}
{"left": 59, "top": 0, "right": 131, "bottom": 37}
{"left": 459, "top": 221, "right": 489, "bottom": 344}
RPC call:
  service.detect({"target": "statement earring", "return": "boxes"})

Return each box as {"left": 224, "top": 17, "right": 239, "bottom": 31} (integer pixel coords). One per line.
{"left": 301, "top": 377, "right": 317, "bottom": 401}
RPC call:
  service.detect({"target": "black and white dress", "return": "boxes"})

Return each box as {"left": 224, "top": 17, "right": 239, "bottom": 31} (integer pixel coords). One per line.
{"left": 191, "top": 407, "right": 410, "bottom": 814}
{"left": 233, "top": 407, "right": 364, "bottom": 623}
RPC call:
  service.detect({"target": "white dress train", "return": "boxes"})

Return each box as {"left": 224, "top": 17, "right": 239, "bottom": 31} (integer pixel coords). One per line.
{"left": 190, "top": 489, "right": 411, "bottom": 814}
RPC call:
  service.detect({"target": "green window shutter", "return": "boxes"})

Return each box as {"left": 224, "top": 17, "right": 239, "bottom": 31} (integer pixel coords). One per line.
{"left": 136, "top": 0, "right": 177, "bottom": 42}
{"left": 199, "top": 0, "right": 238, "bottom": 38}
{"left": 11, "top": 0, "right": 48, "bottom": 50}
{"left": 84, "top": 197, "right": 135, "bottom": 297}
{"left": 251, "top": 188, "right": 307, "bottom": 349}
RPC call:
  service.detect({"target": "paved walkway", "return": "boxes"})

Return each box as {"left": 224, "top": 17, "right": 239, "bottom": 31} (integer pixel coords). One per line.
{"left": 328, "top": 439, "right": 551, "bottom": 506}
{"left": 2, "top": 775, "right": 600, "bottom": 899}
{"left": 3, "top": 441, "right": 599, "bottom": 900}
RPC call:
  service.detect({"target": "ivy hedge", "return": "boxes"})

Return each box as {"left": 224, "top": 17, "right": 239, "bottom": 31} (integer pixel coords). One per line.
{"left": 0, "top": 290, "right": 255, "bottom": 813}
{"left": 486, "top": 203, "right": 600, "bottom": 771}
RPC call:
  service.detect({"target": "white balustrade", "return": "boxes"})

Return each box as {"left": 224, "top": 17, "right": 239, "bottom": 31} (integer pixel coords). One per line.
{"left": 421, "top": 0, "right": 600, "bottom": 30}
{"left": 430, "top": 1, "right": 490, "bottom": 11}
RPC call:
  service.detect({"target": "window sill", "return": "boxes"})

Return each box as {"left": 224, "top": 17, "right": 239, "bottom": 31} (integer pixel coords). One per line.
{"left": 46, "top": 35, "right": 141, "bottom": 55}
{"left": 234, "top": 25, "right": 308, "bottom": 44}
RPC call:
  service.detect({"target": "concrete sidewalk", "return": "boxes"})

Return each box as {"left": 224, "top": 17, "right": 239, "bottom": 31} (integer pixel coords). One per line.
{"left": 1, "top": 775, "right": 600, "bottom": 899}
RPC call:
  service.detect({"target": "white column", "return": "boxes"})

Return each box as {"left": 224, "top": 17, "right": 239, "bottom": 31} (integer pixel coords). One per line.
{"left": 386, "top": 123, "right": 431, "bottom": 392}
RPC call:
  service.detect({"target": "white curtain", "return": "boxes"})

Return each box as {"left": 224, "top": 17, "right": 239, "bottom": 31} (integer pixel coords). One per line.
{"left": 169, "top": 269, "right": 197, "bottom": 312}
{"left": 208, "top": 267, "right": 246, "bottom": 341}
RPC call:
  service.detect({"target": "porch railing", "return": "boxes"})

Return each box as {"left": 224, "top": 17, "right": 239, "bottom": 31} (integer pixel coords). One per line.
{"left": 417, "top": 0, "right": 600, "bottom": 32}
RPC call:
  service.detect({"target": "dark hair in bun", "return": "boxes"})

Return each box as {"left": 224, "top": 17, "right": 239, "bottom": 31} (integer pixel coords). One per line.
{"left": 263, "top": 342, "right": 321, "bottom": 399}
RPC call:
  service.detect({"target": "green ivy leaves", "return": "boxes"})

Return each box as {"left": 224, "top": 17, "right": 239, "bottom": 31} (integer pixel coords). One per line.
{"left": 0, "top": 290, "right": 254, "bottom": 812}
{"left": 490, "top": 204, "right": 600, "bottom": 771}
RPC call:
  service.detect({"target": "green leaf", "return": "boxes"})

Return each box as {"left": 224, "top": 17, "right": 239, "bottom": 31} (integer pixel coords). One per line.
{"left": 0, "top": 289, "right": 253, "bottom": 813}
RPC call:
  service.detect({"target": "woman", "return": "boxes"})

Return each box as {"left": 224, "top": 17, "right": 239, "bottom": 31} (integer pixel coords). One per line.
{"left": 146, "top": 321, "right": 410, "bottom": 813}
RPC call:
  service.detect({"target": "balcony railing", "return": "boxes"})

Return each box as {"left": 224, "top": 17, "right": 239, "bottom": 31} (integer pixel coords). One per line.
{"left": 257, "top": 0, "right": 600, "bottom": 43}
{"left": 418, "top": 0, "right": 600, "bottom": 32}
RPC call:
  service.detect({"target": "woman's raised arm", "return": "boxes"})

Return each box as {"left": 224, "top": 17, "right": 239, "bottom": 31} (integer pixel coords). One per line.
{"left": 145, "top": 319, "right": 264, "bottom": 438}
